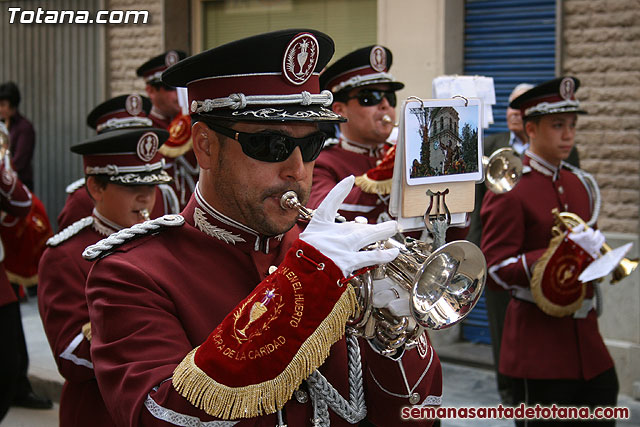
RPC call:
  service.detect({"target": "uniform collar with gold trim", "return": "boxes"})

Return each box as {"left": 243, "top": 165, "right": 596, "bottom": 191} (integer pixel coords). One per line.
{"left": 92, "top": 209, "right": 123, "bottom": 237}
{"left": 525, "top": 150, "right": 560, "bottom": 181}
{"left": 190, "top": 185, "right": 284, "bottom": 254}
{"left": 339, "top": 137, "right": 385, "bottom": 158}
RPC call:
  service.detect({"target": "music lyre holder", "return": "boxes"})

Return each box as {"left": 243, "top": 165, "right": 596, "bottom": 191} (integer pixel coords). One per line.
{"left": 424, "top": 189, "right": 451, "bottom": 250}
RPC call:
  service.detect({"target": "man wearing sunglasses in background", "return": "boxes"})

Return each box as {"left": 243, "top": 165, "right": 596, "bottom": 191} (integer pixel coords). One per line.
{"left": 82, "top": 30, "right": 442, "bottom": 426}
{"left": 308, "top": 45, "right": 403, "bottom": 224}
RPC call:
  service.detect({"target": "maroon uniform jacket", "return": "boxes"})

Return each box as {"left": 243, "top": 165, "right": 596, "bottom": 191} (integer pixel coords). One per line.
{"left": 57, "top": 181, "right": 179, "bottom": 229}
{"left": 85, "top": 190, "right": 442, "bottom": 426}
{"left": 7, "top": 112, "right": 35, "bottom": 190}
{"left": 0, "top": 167, "right": 32, "bottom": 306}
{"left": 38, "top": 215, "right": 119, "bottom": 426}
{"left": 480, "top": 151, "right": 614, "bottom": 380}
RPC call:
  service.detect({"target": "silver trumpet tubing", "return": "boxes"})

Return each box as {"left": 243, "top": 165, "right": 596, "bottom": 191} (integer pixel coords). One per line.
{"left": 280, "top": 191, "right": 487, "bottom": 356}
{"left": 280, "top": 191, "right": 346, "bottom": 223}
{"left": 483, "top": 147, "right": 523, "bottom": 194}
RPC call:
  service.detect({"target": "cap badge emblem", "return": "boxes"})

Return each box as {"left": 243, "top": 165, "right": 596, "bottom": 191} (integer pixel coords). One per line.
{"left": 125, "top": 94, "right": 143, "bottom": 116}
{"left": 559, "top": 77, "right": 575, "bottom": 100}
{"left": 283, "top": 33, "right": 319, "bottom": 85}
{"left": 137, "top": 132, "right": 159, "bottom": 162}
{"left": 165, "top": 50, "right": 180, "bottom": 67}
{"left": 370, "top": 46, "right": 387, "bottom": 72}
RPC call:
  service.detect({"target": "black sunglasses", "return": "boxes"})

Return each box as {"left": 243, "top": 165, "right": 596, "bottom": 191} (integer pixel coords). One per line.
{"left": 203, "top": 121, "right": 327, "bottom": 163}
{"left": 347, "top": 89, "right": 397, "bottom": 108}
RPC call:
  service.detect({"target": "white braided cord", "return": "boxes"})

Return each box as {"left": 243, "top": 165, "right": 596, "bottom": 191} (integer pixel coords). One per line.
{"left": 47, "top": 216, "right": 94, "bottom": 247}
{"left": 307, "top": 333, "right": 367, "bottom": 426}
{"left": 96, "top": 116, "right": 152, "bottom": 133}
{"left": 524, "top": 99, "right": 581, "bottom": 117}
{"left": 86, "top": 160, "right": 165, "bottom": 176}
{"left": 82, "top": 214, "right": 185, "bottom": 260}
{"left": 190, "top": 90, "right": 333, "bottom": 113}
{"left": 330, "top": 72, "right": 396, "bottom": 93}
{"left": 562, "top": 162, "right": 601, "bottom": 226}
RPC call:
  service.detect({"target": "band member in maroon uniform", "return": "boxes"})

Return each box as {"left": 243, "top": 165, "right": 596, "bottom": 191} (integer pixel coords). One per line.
{"left": 38, "top": 127, "right": 171, "bottom": 426}
{"left": 57, "top": 94, "right": 179, "bottom": 229}
{"left": 136, "top": 51, "right": 186, "bottom": 129}
{"left": 84, "top": 30, "right": 442, "bottom": 426}
{"left": 481, "top": 77, "right": 618, "bottom": 426}
{"left": 0, "top": 122, "right": 33, "bottom": 421}
{"left": 309, "top": 45, "right": 404, "bottom": 224}
{"left": 137, "top": 50, "right": 199, "bottom": 208}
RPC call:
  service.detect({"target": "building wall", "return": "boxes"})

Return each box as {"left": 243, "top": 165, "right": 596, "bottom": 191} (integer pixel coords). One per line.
{"left": 377, "top": 0, "right": 464, "bottom": 102}
{"left": 561, "top": 0, "right": 640, "bottom": 235}
{"left": 561, "top": 0, "right": 640, "bottom": 397}
{"left": 105, "top": 0, "right": 164, "bottom": 96}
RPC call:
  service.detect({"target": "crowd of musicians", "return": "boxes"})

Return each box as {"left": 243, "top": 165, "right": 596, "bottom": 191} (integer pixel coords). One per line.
{"left": 0, "top": 28, "right": 625, "bottom": 427}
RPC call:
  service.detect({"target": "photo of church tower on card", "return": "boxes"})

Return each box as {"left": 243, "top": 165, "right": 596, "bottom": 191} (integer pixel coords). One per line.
{"left": 409, "top": 105, "right": 479, "bottom": 178}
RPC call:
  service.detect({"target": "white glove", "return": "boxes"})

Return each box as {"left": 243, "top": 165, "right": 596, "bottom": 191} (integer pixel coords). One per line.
{"left": 569, "top": 224, "right": 605, "bottom": 259}
{"left": 299, "top": 176, "right": 399, "bottom": 277}
{"left": 372, "top": 277, "right": 411, "bottom": 317}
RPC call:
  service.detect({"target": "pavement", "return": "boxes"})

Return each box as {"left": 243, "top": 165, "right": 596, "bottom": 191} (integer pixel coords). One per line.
{"left": 4, "top": 297, "right": 640, "bottom": 426}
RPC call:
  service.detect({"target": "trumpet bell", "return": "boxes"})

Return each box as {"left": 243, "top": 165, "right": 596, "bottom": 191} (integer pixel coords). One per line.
{"left": 611, "top": 257, "right": 638, "bottom": 283}
{"left": 484, "top": 147, "right": 523, "bottom": 194}
{"left": 411, "top": 241, "right": 487, "bottom": 330}
{"left": 382, "top": 239, "right": 486, "bottom": 330}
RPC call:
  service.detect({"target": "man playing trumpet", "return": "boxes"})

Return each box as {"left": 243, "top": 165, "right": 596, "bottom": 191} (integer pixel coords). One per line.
{"left": 480, "top": 77, "right": 618, "bottom": 425}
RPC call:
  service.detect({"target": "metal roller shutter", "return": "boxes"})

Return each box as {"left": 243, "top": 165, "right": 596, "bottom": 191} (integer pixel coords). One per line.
{"left": 0, "top": 0, "right": 105, "bottom": 229}
{"left": 461, "top": 0, "right": 557, "bottom": 344}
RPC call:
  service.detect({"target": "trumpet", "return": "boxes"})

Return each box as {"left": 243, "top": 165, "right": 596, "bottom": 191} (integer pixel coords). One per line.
{"left": 281, "top": 191, "right": 487, "bottom": 355}
{"left": 552, "top": 209, "right": 638, "bottom": 284}
{"left": 139, "top": 209, "right": 150, "bottom": 221}
{"left": 483, "top": 147, "right": 523, "bottom": 194}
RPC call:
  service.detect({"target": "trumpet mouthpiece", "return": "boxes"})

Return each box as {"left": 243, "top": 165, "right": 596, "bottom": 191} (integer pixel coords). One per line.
{"left": 382, "top": 114, "right": 393, "bottom": 124}
{"left": 139, "top": 209, "right": 150, "bottom": 221}
{"left": 280, "top": 191, "right": 300, "bottom": 210}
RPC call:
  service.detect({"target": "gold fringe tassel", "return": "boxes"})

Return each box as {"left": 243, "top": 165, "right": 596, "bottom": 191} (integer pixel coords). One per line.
{"left": 530, "top": 233, "right": 586, "bottom": 317}
{"left": 82, "top": 322, "right": 92, "bottom": 341}
{"left": 172, "top": 285, "right": 358, "bottom": 419}
{"left": 6, "top": 272, "right": 38, "bottom": 288}
{"left": 354, "top": 174, "right": 392, "bottom": 195}
{"left": 159, "top": 139, "right": 193, "bottom": 158}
